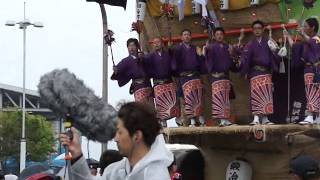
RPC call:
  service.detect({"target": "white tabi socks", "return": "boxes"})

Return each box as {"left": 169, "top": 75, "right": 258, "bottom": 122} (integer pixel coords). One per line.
{"left": 299, "top": 115, "right": 314, "bottom": 125}
{"left": 249, "top": 115, "right": 260, "bottom": 125}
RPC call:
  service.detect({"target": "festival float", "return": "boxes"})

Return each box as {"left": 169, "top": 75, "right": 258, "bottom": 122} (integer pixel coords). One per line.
{"left": 129, "top": 0, "right": 320, "bottom": 179}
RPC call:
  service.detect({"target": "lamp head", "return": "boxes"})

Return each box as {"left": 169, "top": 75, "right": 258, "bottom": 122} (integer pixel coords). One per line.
{"left": 33, "top": 21, "right": 44, "bottom": 28}
{"left": 5, "top": 20, "right": 16, "bottom": 26}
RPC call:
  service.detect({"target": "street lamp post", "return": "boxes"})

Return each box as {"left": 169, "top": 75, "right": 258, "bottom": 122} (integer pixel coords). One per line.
{"left": 5, "top": 2, "right": 43, "bottom": 172}
{"left": 99, "top": 3, "right": 109, "bottom": 152}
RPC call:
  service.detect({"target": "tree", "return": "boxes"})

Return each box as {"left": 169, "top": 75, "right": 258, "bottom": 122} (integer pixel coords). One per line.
{"left": 0, "top": 111, "right": 55, "bottom": 162}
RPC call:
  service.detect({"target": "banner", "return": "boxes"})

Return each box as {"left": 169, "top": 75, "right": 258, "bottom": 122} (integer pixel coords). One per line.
{"left": 86, "top": 0, "right": 127, "bottom": 9}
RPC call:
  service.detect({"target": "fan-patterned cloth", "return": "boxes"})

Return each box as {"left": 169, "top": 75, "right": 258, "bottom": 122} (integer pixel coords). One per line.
{"left": 250, "top": 74, "right": 274, "bottom": 115}
{"left": 211, "top": 79, "right": 231, "bottom": 119}
{"left": 182, "top": 79, "right": 203, "bottom": 118}
{"left": 154, "top": 82, "right": 180, "bottom": 120}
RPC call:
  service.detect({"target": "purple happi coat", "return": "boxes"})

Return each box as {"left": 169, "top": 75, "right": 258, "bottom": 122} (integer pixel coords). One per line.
{"left": 143, "top": 50, "right": 181, "bottom": 120}
{"left": 172, "top": 43, "right": 204, "bottom": 119}
{"left": 240, "top": 37, "right": 280, "bottom": 78}
{"left": 111, "top": 55, "right": 151, "bottom": 93}
{"left": 206, "top": 42, "right": 234, "bottom": 119}
{"left": 301, "top": 36, "right": 320, "bottom": 113}
{"left": 206, "top": 42, "right": 232, "bottom": 76}
{"left": 240, "top": 36, "right": 280, "bottom": 115}
{"left": 143, "top": 50, "right": 172, "bottom": 80}
{"left": 302, "top": 36, "right": 320, "bottom": 73}
{"left": 172, "top": 43, "right": 201, "bottom": 77}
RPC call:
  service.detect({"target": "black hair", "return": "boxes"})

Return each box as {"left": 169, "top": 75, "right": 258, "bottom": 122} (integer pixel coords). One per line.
{"left": 99, "top": 150, "right": 123, "bottom": 175}
{"left": 178, "top": 150, "right": 205, "bottom": 180}
{"left": 306, "top": 17, "right": 319, "bottom": 33}
{"left": 214, "top": 27, "right": 225, "bottom": 34}
{"left": 126, "top": 38, "right": 140, "bottom": 48}
{"left": 118, "top": 102, "right": 161, "bottom": 147}
{"left": 181, "top": 29, "right": 192, "bottom": 35}
{"left": 251, "top": 20, "right": 265, "bottom": 28}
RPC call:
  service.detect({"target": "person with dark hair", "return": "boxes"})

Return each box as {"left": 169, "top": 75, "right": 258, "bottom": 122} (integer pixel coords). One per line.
{"left": 305, "top": 18, "right": 319, "bottom": 34}
{"left": 203, "top": 27, "right": 237, "bottom": 126}
{"left": 171, "top": 29, "right": 206, "bottom": 127}
{"left": 240, "top": 20, "right": 280, "bottom": 125}
{"left": 143, "top": 37, "right": 181, "bottom": 127}
{"left": 294, "top": 17, "right": 320, "bottom": 124}
{"left": 168, "top": 156, "right": 182, "bottom": 180}
{"left": 251, "top": 20, "right": 265, "bottom": 29}
{"left": 60, "top": 102, "right": 173, "bottom": 180}
{"left": 86, "top": 158, "right": 99, "bottom": 176}
{"left": 111, "top": 38, "right": 153, "bottom": 104}
{"left": 177, "top": 150, "right": 205, "bottom": 180}
{"left": 289, "top": 155, "right": 320, "bottom": 180}
{"left": 98, "top": 150, "right": 123, "bottom": 176}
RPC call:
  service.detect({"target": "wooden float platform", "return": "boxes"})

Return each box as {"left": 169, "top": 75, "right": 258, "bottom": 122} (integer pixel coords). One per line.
{"left": 164, "top": 125, "right": 320, "bottom": 180}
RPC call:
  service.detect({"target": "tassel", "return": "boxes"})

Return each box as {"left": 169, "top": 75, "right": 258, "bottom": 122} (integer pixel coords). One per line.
{"left": 280, "top": 58, "right": 286, "bottom": 73}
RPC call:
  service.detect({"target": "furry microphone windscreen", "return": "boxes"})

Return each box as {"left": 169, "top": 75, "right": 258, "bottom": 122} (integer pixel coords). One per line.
{"left": 38, "top": 69, "right": 117, "bottom": 143}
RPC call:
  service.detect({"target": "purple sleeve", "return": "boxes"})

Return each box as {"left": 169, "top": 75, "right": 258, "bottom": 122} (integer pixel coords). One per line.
{"left": 111, "top": 58, "right": 131, "bottom": 87}
{"left": 308, "top": 38, "right": 320, "bottom": 61}
{"left": 239, "top": 43, "right": 252, "bottom": 76}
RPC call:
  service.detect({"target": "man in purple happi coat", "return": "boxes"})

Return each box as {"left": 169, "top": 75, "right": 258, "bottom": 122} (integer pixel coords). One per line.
{"left": 286, "top": 18, "right": 320, "bottom": 124}
{"left": 143, "top": 37, "right": 181, "bottom": 127}
{"left": 240, "top": 20, "right": 280, "bottom": 125}
{"left": 204, "top": 27, "right": 237, "bottom": 127}
{"left": 111, "top": 38, "right": 153, "bottom": 104}
{"left": 172, "top": 29, "right": 205, "bottom": 127}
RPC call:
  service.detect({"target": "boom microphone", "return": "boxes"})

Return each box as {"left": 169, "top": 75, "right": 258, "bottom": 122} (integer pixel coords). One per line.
{"left": 38, "top": 69, "right": 117, "bottom": 143}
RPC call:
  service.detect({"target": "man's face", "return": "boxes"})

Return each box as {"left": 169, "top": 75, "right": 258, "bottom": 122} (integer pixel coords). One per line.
{"left": 214, "top": 30, "right": 224, "bottom": 42}
{"left": 127, "top": 42, "right": 138, "bottom": 55}
{"left": 181, "top": 31, "right": 191, "bottom": 43}
{"left": 303, "top": 22, "right": 314, "bottom": 36}
{"left": 252, "top": 24, "right": 264, "bottom": 37}
{"left": 153, "top": 38, "right": 162, "bottom": 51}
{"left": 115, "top": 119, "right": 134, "bottom": 157}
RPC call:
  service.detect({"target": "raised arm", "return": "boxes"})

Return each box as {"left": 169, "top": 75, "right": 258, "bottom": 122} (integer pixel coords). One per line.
{"left": 111, "top": 58, "right": 131, "bottom": 87}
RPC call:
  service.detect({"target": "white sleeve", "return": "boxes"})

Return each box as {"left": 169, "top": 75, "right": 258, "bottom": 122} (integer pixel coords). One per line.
{"left": 144, "top": 163, "right": 171, "bottom": 180}
{"left": 70, "top": 156, "right": 104, "bottom": 180}
{"left": 101, "top": 160, "right": 127, "bottom": 180}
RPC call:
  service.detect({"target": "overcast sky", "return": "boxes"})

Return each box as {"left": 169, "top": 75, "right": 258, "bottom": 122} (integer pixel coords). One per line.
{"left": 0, "top": 0, "right": 136, "bottom": 107}
{"left": 0, "top": 0, "right": 178, "bottom": 161}
{"left": 0, "top": 0, "right": 138, "bottom": 160}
